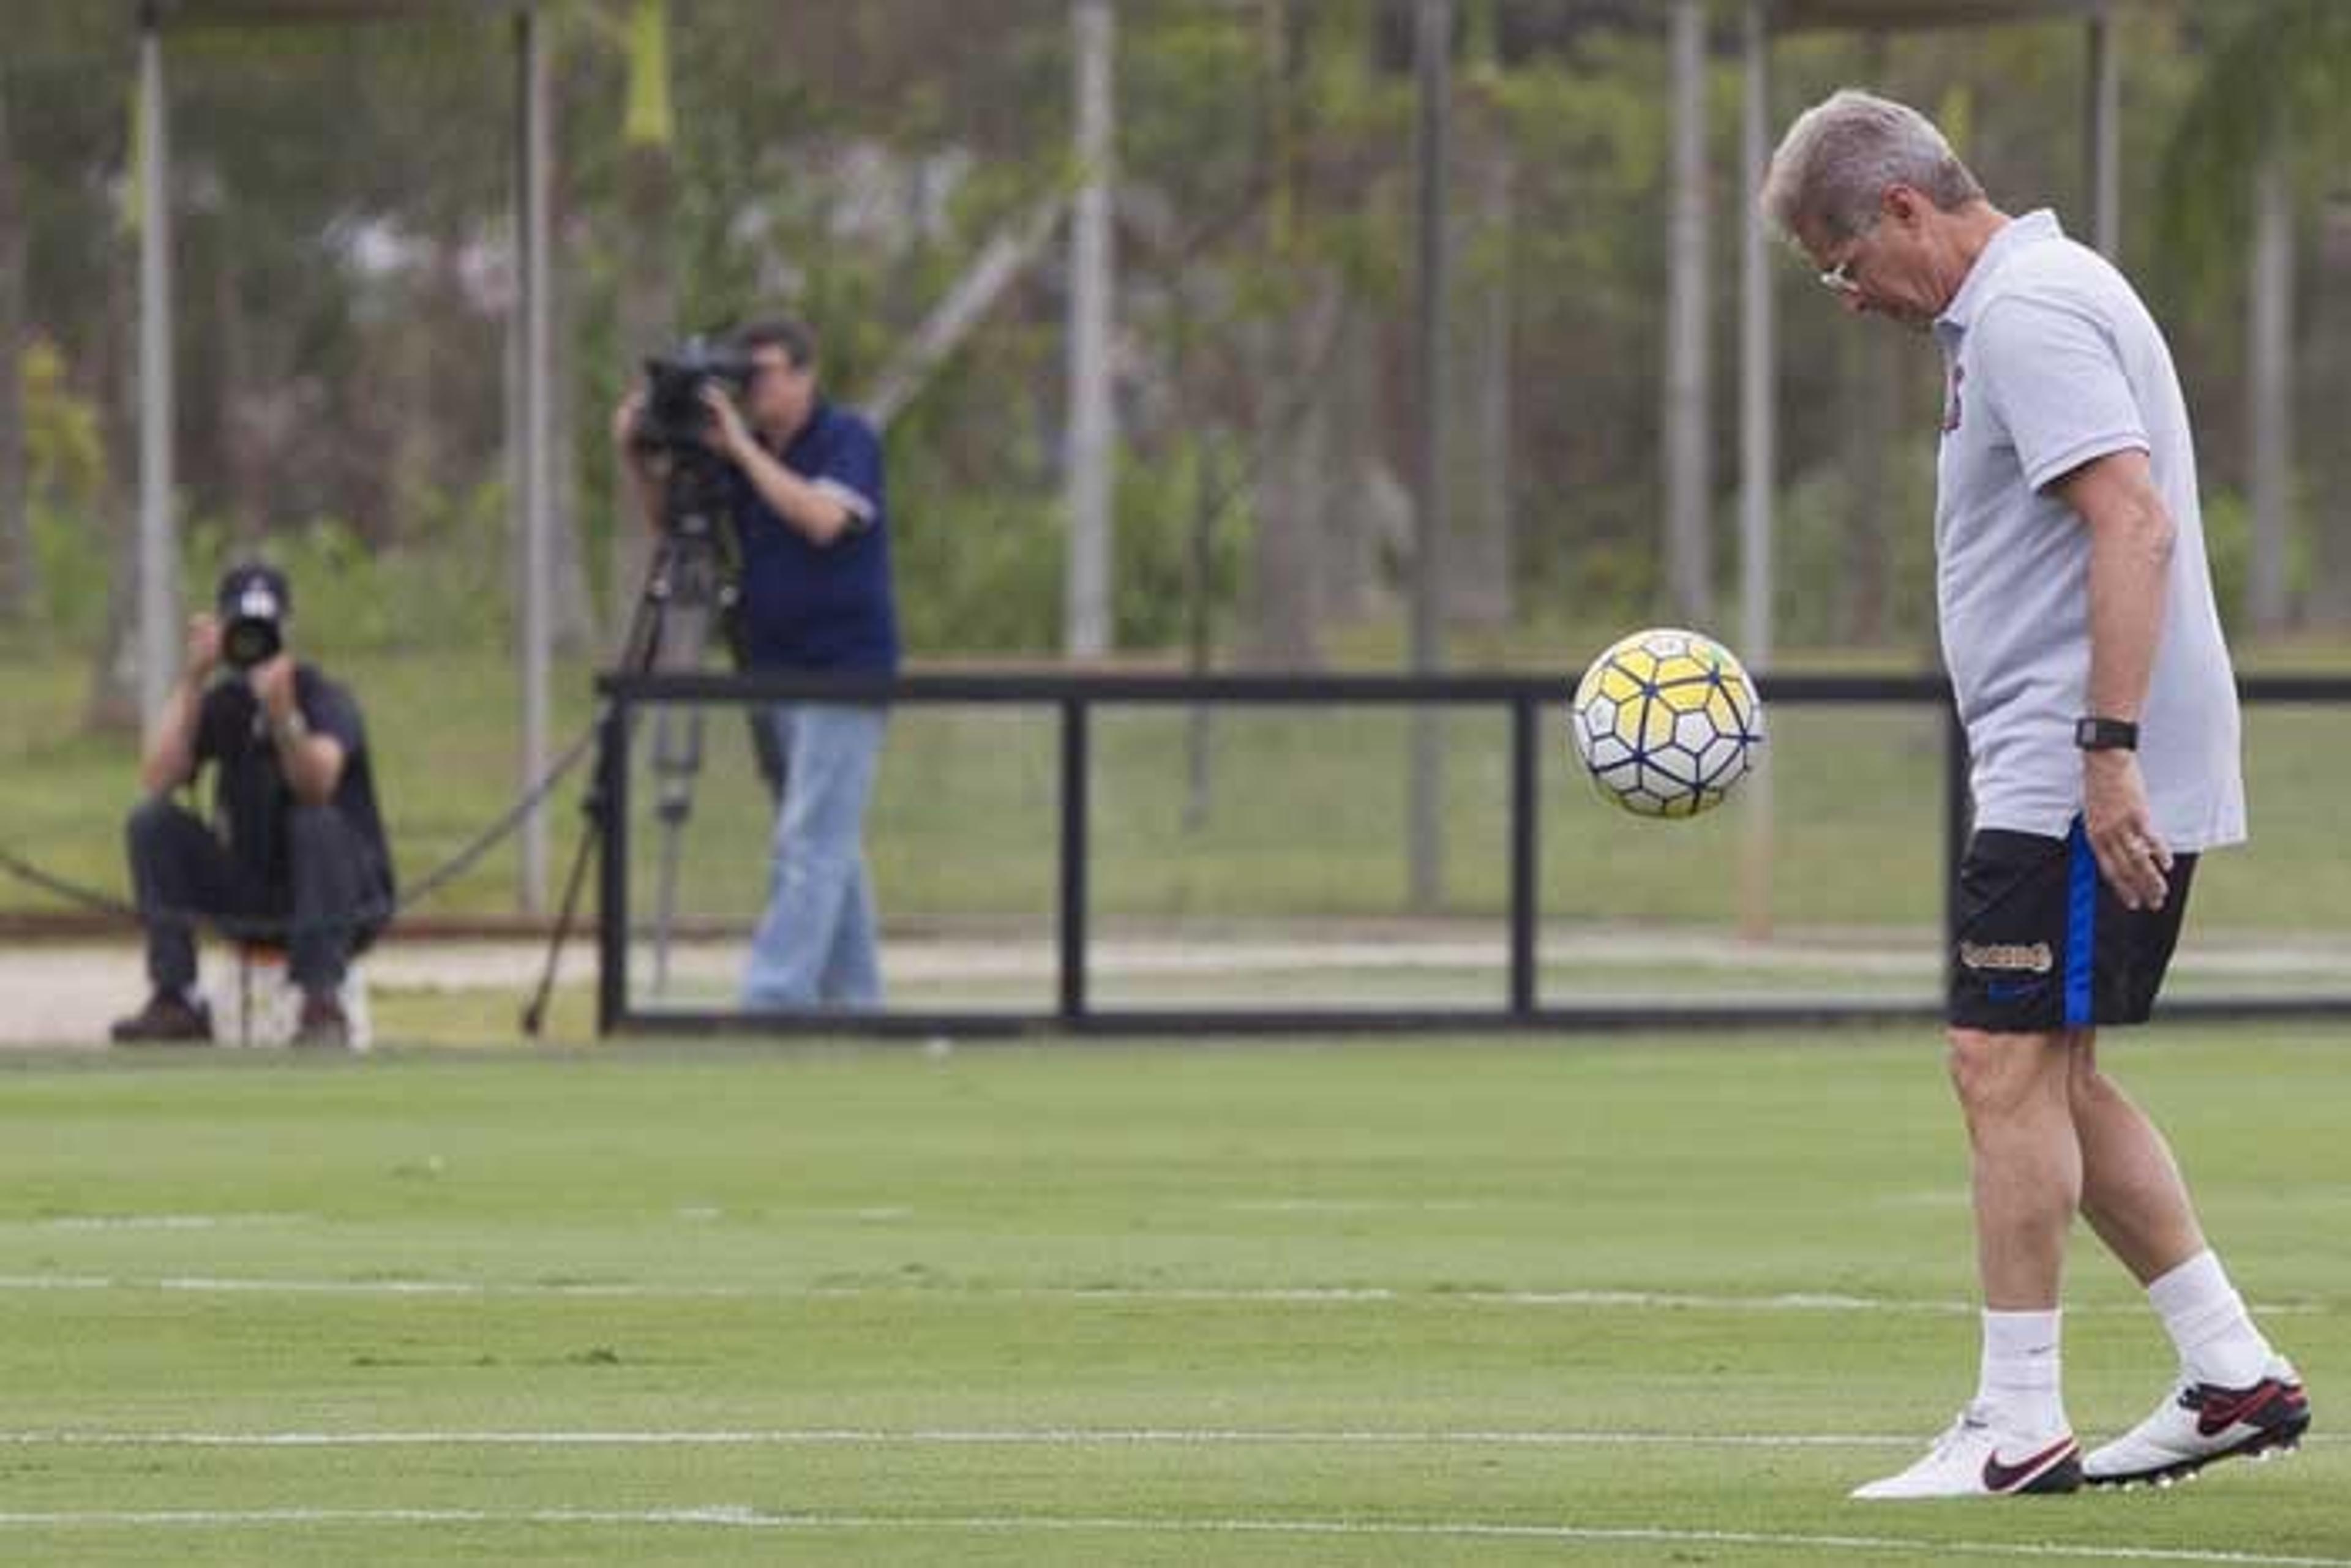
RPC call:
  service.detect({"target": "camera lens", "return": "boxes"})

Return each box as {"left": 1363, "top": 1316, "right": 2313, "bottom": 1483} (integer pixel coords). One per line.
{"left": 223, "top": 617, "right": 280, "bottom": 670}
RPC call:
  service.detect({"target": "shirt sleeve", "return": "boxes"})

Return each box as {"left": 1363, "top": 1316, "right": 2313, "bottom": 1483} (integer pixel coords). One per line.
{"left": 808, "top": 419, "right": 884, "bottom": 531}
{"left": 301, "top": 671, "right": 366, "bottom": 755}
{"left": 1967, "top": 295, "right": 2149, "bottom": 494}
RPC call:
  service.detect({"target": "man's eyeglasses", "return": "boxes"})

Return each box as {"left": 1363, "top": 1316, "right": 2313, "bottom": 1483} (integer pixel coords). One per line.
{"left": 1818, "top": 254, "right": 1861, "bottom": 296}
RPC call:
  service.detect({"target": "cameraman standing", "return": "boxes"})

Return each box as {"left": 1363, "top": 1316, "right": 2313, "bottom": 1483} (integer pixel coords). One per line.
{"left": 110, "top": 563, "right": 394, "bottom": 1050}
{"left": 615, "top": 318, "right": 898, "bottom": 1010}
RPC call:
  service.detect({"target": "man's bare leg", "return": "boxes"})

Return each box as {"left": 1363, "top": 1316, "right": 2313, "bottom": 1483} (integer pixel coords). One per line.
{"left": 2067, "top": 1031, "right": 2205, "bottom": 1283}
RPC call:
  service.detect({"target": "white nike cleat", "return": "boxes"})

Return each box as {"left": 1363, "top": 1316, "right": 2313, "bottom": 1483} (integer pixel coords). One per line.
{"left": 2083, "top": 1356, "right": 2311, "bottom": 1488}
{"left": 1850, "top": 1405, "right": 2082, "bottom": 1500}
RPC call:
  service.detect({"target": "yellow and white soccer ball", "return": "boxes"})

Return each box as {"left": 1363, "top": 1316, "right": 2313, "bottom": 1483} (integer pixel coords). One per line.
{"left": 1569, "top": 627, "right": 1766, "bottom": 819}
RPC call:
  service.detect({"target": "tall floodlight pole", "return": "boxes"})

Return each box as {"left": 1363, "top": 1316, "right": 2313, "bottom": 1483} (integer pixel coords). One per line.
{"left": 1065, "top": 0, "right": 1116, "bottom": 659}
{"left": 2085, "top": 2, "right": 2120, "bottom": 257}
{"left": 515, "top": 8, "right": 554, "bottom": 912}
{"left": 1664, "top": 0, "right": 1712, "bottom": 626}
{"left": 1408, "top": 0, "right": 1452, "bottom": 913}
{"left": 1738, "top": 0, "right": 1775, "bottom": 941}
{"left": 136, "top": 4, "right": 178, "bottom": 737}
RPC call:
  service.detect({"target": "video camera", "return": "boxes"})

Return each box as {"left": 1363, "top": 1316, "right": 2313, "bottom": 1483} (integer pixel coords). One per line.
{"left": 629, "top": 334, "right": 758, "bottom": 455}
{"left": 217, "top": 563, "right": 290, "bottom": 672}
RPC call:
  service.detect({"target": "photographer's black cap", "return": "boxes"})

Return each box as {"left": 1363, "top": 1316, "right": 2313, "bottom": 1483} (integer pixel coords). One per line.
{"left": 216, "top": 561, "right": 290, "bottom": 622}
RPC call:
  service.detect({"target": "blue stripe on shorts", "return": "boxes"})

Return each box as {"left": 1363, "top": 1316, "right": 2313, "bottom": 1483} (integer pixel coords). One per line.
{"left": 2064, "top": 819, "right": 2096, "bottom": 1027}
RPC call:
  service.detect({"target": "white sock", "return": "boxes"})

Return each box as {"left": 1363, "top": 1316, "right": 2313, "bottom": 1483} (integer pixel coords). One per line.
{"left": 2147, "top": 1250, "right": 2272, "bottom": 1388}
{"left": 1977, "top": 1308, "right": 2067, "bottom": 1435}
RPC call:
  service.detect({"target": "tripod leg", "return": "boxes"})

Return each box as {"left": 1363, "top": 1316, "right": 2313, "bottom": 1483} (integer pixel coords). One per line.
{"left": 644, "top": 583, "right": 716, "bottom": 999}
{"left": 521, "top": 530, "right": 683, "bottom": 1038}
{"left": 522, "top": 803, "right": 601, "bottom": 1037}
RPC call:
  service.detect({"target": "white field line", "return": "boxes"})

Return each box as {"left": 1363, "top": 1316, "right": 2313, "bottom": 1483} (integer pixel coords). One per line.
{"left": 12, "top": 1214, "right": 309, "bottom": 1232}
{"left": 0, "top": 1428, "right": 1928, "bottom": 1449}
{"left": 0, "top": 1272, "right": 2325, "bottom": 1316}
{"left": 0, "top": 1426, "right": 2334, "bottom": 1452}
{"left": 0, "top": 1507, "right": 2346, "bottom": 1565}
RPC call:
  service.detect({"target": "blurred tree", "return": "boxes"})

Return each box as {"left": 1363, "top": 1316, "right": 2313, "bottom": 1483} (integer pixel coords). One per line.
{"left": 0, "top": 68, "right": 29, "bottom": 627}
{"left": 606, "top": 0, "right": 678, "bottom": 637}
{"left": 2156, "top": 0, "right": 2351, "bottom": 632}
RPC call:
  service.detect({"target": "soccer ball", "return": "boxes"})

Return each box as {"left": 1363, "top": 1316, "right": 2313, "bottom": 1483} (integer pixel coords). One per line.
{"left": 1568, "top": 627, "right": 1766, "bottom": 819}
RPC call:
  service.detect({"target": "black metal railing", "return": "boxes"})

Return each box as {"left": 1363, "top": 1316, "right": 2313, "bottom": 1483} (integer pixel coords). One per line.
{"left": 596, "top": 670, "right": 2351, "bottom": 1036}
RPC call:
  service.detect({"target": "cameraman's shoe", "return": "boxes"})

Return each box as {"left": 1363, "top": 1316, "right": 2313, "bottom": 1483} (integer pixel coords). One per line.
{"left": 110, "top": 991, "right": 214, "bottom": 1046}
{"left": 291, "top": 992, "right": 350, "bottom": 1051}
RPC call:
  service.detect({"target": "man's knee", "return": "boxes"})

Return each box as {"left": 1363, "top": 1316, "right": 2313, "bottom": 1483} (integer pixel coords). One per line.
{"left": 1946, "top": 1027, "right": 2069, "bottom": 1121}
{"left": 285, "top": 803, "right": 346, "bottom": 853}
{"left": 125, "top": 795, "right": 209, "bottom": 881}
{"left": 127, "top": 793, "right": 194, "bottom": 847}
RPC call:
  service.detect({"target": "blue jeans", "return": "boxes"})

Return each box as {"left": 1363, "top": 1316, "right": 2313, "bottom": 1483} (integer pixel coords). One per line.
{"left": 741, "top": 702, "right": 887, "bottom": 1010}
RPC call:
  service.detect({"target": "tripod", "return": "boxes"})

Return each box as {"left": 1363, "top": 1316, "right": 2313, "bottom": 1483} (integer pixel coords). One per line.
{"left": 522, "top": 455, "right": 776, "bottom": 1035}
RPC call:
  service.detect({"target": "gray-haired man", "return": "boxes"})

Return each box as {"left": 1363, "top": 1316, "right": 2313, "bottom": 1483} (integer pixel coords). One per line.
{"left": 1761, "top": 88, "right": 2308, "bottom": 1500}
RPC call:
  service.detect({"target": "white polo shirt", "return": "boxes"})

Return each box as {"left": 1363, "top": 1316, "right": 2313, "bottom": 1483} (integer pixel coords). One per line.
{"left": 1932, "top": 209, "right": 2245, "bottom": 850}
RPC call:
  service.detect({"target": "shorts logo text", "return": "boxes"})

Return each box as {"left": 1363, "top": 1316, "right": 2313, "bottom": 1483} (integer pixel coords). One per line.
{"left": 1959, "top": 940, "right": 2054, "bottom": 975}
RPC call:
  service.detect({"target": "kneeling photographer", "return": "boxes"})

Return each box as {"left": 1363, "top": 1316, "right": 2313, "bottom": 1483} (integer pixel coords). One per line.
{"left": 612, "top": 318, "right": 897, "bottom": 1010}
{"left": 111, "top": 563, "right": 394, "bottom": 1049}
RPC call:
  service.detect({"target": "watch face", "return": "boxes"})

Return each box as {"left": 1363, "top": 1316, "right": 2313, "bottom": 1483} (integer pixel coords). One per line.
{"left": 2077, "top": 718, "right": 2136, "bottom": 750}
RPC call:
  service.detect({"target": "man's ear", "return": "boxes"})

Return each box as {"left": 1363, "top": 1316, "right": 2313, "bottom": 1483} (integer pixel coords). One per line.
{"left": 1881, "top": 183, "right": 1926, "bottom": 230}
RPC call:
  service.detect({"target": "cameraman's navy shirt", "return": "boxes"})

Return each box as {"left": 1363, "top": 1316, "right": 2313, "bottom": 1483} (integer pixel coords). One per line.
{"left": 732, "top": 401, "right": 899, "bottom": 675}
{"left": 193, "top": 664, "right": 394, "bottom": 899}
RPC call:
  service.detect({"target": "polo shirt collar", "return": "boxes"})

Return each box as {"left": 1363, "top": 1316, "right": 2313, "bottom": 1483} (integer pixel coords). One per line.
{"left": 1937, "top": 208, "right": 2063, "bottom": 336}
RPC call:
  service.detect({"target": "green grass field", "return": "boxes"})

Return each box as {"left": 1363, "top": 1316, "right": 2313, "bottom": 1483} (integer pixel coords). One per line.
{"left": 1, "top": 1026, "right": 2344, "bottom": 1565}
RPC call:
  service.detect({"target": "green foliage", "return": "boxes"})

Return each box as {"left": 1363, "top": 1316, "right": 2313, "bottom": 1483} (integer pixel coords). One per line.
{"left": 13, "top": 337, "right": 110, "bottom": 636}
{"left": 2155, "top": 0, "right": 2351, "bottom": 306}
{"left": 1771, "top": 460, "right": 1937, "bottom": 649}
{"left": 184, "top": 487, "right": 514, "bottom": 662}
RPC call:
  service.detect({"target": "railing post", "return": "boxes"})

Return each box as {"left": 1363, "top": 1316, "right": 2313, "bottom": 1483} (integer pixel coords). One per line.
{"left": 1059, "top": 695, "right": 1090, "bottom": 1025}
{"left": 1509, "top": 692, "right": 1539, "bottom": 1018}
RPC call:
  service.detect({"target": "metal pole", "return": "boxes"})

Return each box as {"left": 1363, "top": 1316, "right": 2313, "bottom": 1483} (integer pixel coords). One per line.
{"left": 1738, "top": 0, "right": 1776, "bottom": 943}
{"left": 1408, "top": 0, "right": 1451, "bottom": 912}
{"left": 136, "top": 7, "right": 178, "bottom": 737}
{"left": 516, "top": 7, "right": 553, "bottom": 912}
{"left": 1507, "top": 694, "right": 1538, "bottom": 1017}
{"left": 1664, "top": 0, "right": 1713, "bottom": 626}
{"left": 1057, "top": 696, "right": 1090, "bottom": 1024}
{"left": 1739, "top": 0, "right": 1774, "bottom": 673}
{"left": 1065, "top": 0, "right": 1116, "bottom": 659}
{"left": 2085, "top": 3, "right": 2120, "bottom": 257}
{"left": 2248, "top": 146, "right": 2293, "bottom": 635}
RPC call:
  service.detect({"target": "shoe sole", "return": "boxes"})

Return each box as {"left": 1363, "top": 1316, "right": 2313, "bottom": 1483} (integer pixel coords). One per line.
{"left": 2083, "top": 1412, "right": 2311, "bottom": 1490}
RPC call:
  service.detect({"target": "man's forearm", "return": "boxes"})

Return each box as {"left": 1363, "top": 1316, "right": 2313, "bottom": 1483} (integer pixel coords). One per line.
{"left": 2083, "top": 495, "right": 2174, "bottom": 722}
{"left": 138, "top": 677, "right": 204, "bottom": 795}
{"left": 733, "top": 440, "right": 852, "bottom": 545}
{"left": 268, "top": 711, "right": 343, "bottom": 806}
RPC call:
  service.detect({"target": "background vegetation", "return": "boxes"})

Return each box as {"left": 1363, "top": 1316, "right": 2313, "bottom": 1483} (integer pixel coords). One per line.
{"left": 6, "top": 1, "right": 2350, "bottom": 926}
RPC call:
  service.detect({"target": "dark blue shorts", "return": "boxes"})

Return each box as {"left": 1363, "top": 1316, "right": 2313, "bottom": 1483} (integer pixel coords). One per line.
{"left": 1948, "top": 819, "right": 2198, "bottom": 1033}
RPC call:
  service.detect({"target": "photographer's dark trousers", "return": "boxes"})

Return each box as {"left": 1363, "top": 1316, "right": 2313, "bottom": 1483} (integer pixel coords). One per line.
{"left": 126, "top": 797, "right": 388, "bottom": 997}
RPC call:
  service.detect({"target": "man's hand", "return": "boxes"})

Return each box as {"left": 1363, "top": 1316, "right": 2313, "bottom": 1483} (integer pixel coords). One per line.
{"left": 2082, "top": 749, "right": 2172, "bottom": 912}
{"left": 183, "top": 613, "right": 223, "bottom": 684}
{"left": 699, "top": 382, "right": 755, "bottom": 463}
{"left": 611, "top": 390, "right": 647, "bottom": 452}
{"left": 248, "top": 651, "right": 299, "bottom": 726}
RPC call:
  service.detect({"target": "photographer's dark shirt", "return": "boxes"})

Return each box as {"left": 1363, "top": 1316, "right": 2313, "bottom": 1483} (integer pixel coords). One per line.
{"left": 193, "top": 666, "right": 393, "bottom": 899}
{"left": 732, "top": 400, "right": 899, "bottom": 675}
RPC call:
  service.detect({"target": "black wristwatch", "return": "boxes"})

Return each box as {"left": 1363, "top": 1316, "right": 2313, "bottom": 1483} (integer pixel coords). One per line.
{"left": 2074, "top": 715, "right": 2139, "bottom": 752}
